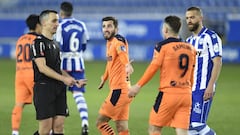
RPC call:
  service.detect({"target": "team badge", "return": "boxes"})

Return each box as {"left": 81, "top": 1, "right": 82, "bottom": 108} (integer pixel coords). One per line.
{"left": 120, "top": 45, "right": 126, "bottom": 52}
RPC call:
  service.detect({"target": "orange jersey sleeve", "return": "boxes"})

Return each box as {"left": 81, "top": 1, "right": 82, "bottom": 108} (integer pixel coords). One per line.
{"left": 137, "top": 63, "right": 159, "bottom": 87}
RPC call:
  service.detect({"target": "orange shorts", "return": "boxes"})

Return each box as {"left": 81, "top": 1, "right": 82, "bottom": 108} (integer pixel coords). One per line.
{"left": 99, "top": 89, "right": 132, "bottom": 121}
{"left": 149, "top": 91, "right": 191, "bottom": 129}
{"left": 15, "top": 72, "right": 34, "bottom": 104}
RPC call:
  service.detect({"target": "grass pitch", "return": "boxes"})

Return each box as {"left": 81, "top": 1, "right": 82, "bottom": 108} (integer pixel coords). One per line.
{"left": 0, "top": 59, "right": 239, "bottom": 135}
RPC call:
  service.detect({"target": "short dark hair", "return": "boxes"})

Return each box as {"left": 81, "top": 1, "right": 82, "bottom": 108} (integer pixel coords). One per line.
{"left": 164, "top": 15, "right": 181, "bottom": 34}
{"left": 102, "top": 16, "right": 118, "bottom": 28}
{"left": 186, "top": 6, "right": 203, "bottom": 16}
{"left": 26, "top": 14, "right": 40, "bottom": 30}
{"left": 60, "top": 1, "right": 73, "bottom": 17}
{"left": 39, "top": 9, "right": 58, "bottom": 24}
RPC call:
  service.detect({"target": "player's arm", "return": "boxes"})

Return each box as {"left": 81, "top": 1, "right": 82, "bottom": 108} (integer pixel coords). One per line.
{"left": 62, "top": 70, "right": 87, "bottom": 88}
{"left": 210, "top": 56, "right": 222, "bottom": 84}
{"left": 204, "top": 34, "right": 222, "bottom": 100}
{"left": 31, "top": 39, "right": 75, "bottom": 86}
{"left": 128, "top": 63, "right": 159, "bottom": 98}
{"left": 204, "top": 56, "right": 222, "bottom": 100}
{"left": 34, "top": 57, "right": 75, "bottom": 86}
{"left": 137, "top": 63, "right": 159, "bottom": 87}
{"left": 128, "top": 46, "right": 163, "bottom": 98}
{"left": 98, "top": 63, "right": 108, "bottom": 90}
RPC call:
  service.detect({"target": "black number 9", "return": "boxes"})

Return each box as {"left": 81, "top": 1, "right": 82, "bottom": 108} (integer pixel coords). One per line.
{"left": 179, "top": 54, "right": 189, "bottom": 77}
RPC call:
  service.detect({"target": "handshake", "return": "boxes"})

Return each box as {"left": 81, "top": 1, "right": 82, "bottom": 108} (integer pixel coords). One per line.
{"left": 76, "top": 79, "right": 87, "bottom": 88}
{"left": 63, "top": 76, "right": 87, "bottom": 88}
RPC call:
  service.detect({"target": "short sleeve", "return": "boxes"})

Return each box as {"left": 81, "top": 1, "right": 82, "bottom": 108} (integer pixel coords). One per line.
{"left": 31, "top": 38, "right": 46, "bottom": 59}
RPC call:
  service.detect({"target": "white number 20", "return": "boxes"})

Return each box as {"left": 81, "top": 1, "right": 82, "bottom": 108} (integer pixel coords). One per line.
{"left": 70, "top": 32, "right": 79, "bottom": 52}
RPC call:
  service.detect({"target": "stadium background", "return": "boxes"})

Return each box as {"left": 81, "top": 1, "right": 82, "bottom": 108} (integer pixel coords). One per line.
{"left": 0, "top": 0, "right": 240, "bottom": 62}
{"left": 0, "top": 0, "right": 240, "bottom": 135}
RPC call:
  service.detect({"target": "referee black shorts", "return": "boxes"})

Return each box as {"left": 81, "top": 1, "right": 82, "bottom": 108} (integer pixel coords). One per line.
{"left": 33, "top": 81, "right": 69, "bottom": 120}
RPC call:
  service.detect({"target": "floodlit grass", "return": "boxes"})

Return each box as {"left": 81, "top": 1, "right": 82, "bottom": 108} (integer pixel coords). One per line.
{"left": 0, "top": 59, "right": 239, "bottom": 135}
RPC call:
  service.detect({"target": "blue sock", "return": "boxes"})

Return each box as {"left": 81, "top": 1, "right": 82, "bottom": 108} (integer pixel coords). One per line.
{"left": 73, "top": 92, "right": 89, "bottom": 127}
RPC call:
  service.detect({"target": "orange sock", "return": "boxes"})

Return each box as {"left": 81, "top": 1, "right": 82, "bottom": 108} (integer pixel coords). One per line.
{"left": 12, "top": 106, "right": 23, "bottom": 130}
{"left": 97, "top": 122, "right": 115, "bottom": 135}
{"left": 119, "top": 130, "right": 129, "bottom": 135}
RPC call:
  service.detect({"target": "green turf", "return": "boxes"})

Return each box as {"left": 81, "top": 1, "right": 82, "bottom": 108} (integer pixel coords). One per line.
{"left": 0, "top": 59, "right": 239, "bottom": 135}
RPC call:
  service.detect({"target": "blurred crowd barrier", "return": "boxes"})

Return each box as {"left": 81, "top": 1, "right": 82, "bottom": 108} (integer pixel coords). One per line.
{"left": 0, "top": 18, "right": 240, "bottom": 63}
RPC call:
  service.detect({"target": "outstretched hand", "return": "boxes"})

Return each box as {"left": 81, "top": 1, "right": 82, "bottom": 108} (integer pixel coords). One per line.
{"left": 98, "top": 76, "right": 105, "bottom": 90}
{"left": 128, "top": 84, "right": 141, "bottom": 98}
{"left": 76, "top": 79, "right": 87, "bottom": 88}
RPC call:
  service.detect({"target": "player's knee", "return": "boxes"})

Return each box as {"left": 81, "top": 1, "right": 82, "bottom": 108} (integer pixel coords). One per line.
{"left": 96, "top": 115, "right": 111, "bottom": 127}
{"left": 115, "top": 121, "right": 128, "bottom": 132}
{"left": 53, "top": 122, "right": 64, "bottom": 133}
{"left": 148, "top": 125, "right": 162, "bottom": 135}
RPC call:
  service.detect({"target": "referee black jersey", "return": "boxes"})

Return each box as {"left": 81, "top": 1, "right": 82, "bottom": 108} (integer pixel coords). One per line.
{"left": 31, "top": 35, "right": 62, "bottom": 83}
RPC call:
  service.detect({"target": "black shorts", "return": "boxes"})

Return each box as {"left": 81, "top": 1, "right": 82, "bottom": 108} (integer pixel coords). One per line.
{"left": 33, "top": 81, "right": 68, "bottom": 120}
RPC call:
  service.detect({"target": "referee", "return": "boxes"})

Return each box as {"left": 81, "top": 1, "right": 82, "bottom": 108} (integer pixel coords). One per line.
{"left": 31, "top": 10, "right": 86, "bottom": 135}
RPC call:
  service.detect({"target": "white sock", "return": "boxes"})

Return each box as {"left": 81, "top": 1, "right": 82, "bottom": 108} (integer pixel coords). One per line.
{"left": 12, "top": 130, "right": 19, "bottom": 135}
{"left": 73, "top": 92, "right": 89, "bottom": 127}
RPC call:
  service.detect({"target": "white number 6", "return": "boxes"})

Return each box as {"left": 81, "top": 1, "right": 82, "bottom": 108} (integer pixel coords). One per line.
{"left": 70, "top": 32, "right": 79, "bottom": 52}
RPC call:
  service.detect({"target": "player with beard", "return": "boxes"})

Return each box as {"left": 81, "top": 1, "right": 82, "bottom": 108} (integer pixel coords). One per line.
{"left": 185, "top": 6, "right": 222, "bottom": 135}
{"left": 96, "top": 16, "right": 134, "bottom": 135}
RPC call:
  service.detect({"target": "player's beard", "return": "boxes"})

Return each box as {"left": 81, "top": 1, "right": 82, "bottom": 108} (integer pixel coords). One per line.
{"left": 188, "top": 22, "right": 199, "bottom": 32}
{"left": 104, "top": 31, "right": 116, "bottom": 40}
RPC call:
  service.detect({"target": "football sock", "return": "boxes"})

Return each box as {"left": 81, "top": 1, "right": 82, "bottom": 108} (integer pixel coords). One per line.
{"left": 199, "top": 125, "right": 216, "bottom": 135}
{"left": 189, "top": 123, "right": 216, "bottom": 135}
{"left": 52, "top": 133, "right": 63, "bottom": 135}
{"left": 97, "top": 122, "right": 115, "bottom": 135}
{"left": 12, "top": 130, "right": 19, "bottom": 135}
{"left": 118, "top": 130, "right": 129, "bottom": 135}
{"left": 12, "top": 106, "right": 23, "bottom": 131}
{"left": 73, "top": 92, "right": 89, "bottom": 127}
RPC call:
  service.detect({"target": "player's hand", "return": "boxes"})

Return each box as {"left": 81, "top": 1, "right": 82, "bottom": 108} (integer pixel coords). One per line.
{"left": 203, "top": 85, "right": 214, "bottom": 100}
{"left": 76, "top": 79, "right": 87, "bottom": 88}
{"left": 128, "top": 84, "right": 141, "bottom": 98}
{"left": 98, "top": 76, "right": 105, "bottom": 90}
{"left": 63, "top": 76, "right": 76, "bottom": 87}
{"left": 126, "top": 59, "right": 134, "bottom": 76}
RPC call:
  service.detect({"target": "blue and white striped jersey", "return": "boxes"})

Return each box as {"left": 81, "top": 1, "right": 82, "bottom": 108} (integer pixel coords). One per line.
{"left": 186, "top": 27, "right": 222, "bottom": 92}
{"left": 56, "top": 18, "right": 89, "bottom": 71}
